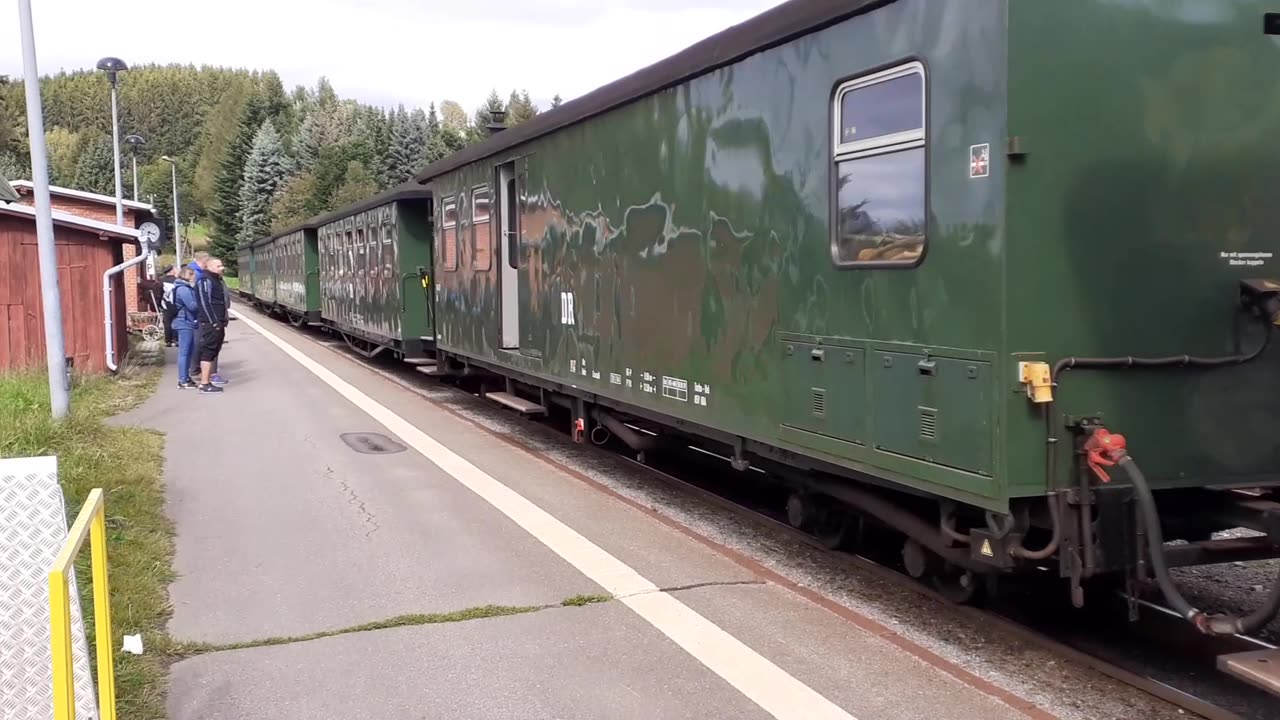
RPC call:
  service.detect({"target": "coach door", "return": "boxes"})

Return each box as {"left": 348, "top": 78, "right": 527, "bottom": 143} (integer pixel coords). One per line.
{"left": 497, "top": 161, "right": 520, "bottom": 349}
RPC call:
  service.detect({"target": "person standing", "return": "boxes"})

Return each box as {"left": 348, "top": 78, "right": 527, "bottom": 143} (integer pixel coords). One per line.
{"left": 185, "top": 252, "right": 226, "bottom": 385}
{"left": 195, "top": 257, "right": 229, "bottom": 394}
{"left": 172, "top": 267, "right": 200, "bottom": 388}
{"left": 161, "top": 265, "right": 178, "bottom": 346}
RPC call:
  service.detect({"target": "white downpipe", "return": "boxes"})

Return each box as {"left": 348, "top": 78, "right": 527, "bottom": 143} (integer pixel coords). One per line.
{"left": 103, "top": 240, "right": 151, "bottom": 372}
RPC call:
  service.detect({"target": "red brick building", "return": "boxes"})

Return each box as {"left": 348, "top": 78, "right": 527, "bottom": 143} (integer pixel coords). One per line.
{"left": 0, "top": 201, "right": 138, "bottom": 374}
{"left": 9, "top": 181, "right": 158, "bottom": 314}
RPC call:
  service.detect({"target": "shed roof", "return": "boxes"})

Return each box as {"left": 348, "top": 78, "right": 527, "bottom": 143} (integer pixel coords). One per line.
{"left": 8, "top": 179, "right": 156, "bottom": 213}
{"left": 0, "top": 201, "right": 141, "bottom": 241}
{"left": 412, "top": 0, "right": 890, "bottom": 183}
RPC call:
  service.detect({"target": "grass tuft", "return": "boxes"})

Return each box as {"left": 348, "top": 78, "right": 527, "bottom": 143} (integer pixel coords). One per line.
{"left": 0, "top": 366, "right": 171, "bottom": 720}
{"left": 561, "top": 593, "right": 613, "bottom": 607}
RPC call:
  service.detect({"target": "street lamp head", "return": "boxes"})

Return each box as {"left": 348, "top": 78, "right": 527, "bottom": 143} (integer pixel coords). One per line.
{"left": 124, "top": 134, "right": 146, "bottom": 147}
{"left": 160, "top": 155, "right": 175, "bottom": 164}
{"left": 96, "top": 56, "right": 128, "bottom": 85}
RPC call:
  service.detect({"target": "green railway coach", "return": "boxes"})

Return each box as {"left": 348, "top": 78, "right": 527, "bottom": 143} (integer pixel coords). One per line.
{"left": 416, "top": 0, "right": 1280, "bottom": 624}
{"left": 251, "top": 234, "right": 277, "bottom": 308}
{"left": 235, "top": 243, "right": 255, "bottom": 299}
{"left": 315, "top": 183, "right": 435, "bottom": 358}
{"left": 271, "top": 224, "right": 322, "bottom": 324}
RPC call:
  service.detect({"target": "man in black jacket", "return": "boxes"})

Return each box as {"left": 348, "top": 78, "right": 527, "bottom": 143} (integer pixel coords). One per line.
{"left": 195, "top": 257, "right": 229, "bottom": 394}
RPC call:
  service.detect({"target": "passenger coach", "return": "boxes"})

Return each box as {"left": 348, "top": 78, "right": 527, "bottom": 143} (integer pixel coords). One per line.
{"left": 409, "top": 0, "right": 1280, "bottom": 634}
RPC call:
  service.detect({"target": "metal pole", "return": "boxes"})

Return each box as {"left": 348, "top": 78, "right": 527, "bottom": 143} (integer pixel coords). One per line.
{"left": 109, "top": 83, "right": 123, "bottom": 227}
{"left": 18, "top": 0, "right": 70, "bottom": 419}
{"left": 170, "top": 163, "right": 182, "bottom": 268}
{"left": 131, "top": 154, "right": 137, "bottom": 201}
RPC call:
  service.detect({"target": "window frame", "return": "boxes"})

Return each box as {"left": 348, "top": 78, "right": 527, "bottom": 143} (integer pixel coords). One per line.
{"left": 441, "top": 196, "right": 458, "bottom": 272}
{"left": 471, "top": 185, "right": 492, "bottom": 272}
{"left": 828, "top": 60, "right": 929, "bottom": 270}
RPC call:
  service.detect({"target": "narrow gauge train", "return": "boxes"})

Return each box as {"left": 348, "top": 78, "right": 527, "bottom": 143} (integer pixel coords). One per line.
{"left": 239, "top": 0, "right": 1280, "bottom": 641}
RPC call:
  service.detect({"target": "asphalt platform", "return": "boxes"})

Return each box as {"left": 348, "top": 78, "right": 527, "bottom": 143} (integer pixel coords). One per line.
{"left": 109, "top": 307, "right": 1053, "bottom": 720}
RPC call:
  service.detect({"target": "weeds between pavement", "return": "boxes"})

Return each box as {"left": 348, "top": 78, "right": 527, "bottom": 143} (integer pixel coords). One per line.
{"left": 169, "top": 594, "right": 615, "bottom": 658}
{"left": 1, "top": 366, "right": 171, "bottom": 720}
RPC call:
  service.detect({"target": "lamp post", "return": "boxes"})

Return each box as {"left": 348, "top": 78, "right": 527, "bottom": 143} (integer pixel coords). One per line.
{"left": 96, "top": 56, "right": 127, "bottom": 227}
{"left": 161, "top": 156, "right": 182, "bottom": 268}
{"left": 19, "top": 0, "right": 70, "bottom": 419}
{"left": 124, "top": 134, "right": 145, "bottom": 201}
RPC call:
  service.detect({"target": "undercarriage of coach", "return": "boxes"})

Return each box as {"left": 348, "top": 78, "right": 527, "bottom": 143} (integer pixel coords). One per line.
{"left": 935, "top": 279, "right": 1280, "bottom": 636}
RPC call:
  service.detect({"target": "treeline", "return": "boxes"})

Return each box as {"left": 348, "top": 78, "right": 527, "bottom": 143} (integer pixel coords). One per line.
{"left": 0, "top": 64, "right": 559, "bottom": 271}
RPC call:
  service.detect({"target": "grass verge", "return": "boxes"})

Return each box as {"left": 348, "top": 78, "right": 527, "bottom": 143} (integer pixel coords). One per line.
{"left": 0, "top": 366, "right": 171, "bottom": 719}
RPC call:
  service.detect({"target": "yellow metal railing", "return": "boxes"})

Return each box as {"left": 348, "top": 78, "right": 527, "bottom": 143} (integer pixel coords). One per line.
{"left": 48, "top": 487, "right": 116, "bottom": 720}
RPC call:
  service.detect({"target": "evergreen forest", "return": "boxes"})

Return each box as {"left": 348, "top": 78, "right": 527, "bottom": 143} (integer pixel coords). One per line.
{"left": 0, "top": 65, "right": 562, "bottom": 271}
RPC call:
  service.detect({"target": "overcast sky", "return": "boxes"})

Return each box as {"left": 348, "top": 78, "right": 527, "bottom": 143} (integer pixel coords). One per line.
{"left": 2, "top": 0, "right": 785, "bottom": 112}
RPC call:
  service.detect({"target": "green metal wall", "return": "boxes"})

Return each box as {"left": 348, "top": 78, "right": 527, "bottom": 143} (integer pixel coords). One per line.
{"left": 433, "top": 0, "right": 1012, "bottom": 510}
{"left": 1006, "top": 0, "right": 1280, "bottom": 493}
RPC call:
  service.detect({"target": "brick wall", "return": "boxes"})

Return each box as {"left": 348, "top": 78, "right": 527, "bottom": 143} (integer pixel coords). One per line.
{"left": 15, "top": 193, "right": 142, "bottom": 312}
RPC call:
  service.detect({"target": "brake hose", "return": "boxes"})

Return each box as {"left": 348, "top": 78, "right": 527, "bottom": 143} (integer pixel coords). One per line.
{"left": 1121, "top": 454, "right": 1280, "bottom": 635}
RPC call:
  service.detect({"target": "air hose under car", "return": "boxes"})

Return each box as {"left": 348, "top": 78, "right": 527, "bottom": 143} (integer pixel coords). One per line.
{"left": 1090, "top": 429, "right": 1280, "bottom": 636}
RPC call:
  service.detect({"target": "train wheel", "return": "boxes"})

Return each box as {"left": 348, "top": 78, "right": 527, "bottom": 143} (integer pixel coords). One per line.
{"left": 929, "top": 562, "right": 982, "bottom": 605}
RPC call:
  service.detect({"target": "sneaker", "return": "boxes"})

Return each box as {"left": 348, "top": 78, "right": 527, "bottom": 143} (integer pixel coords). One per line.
{"left": 178, "top": 380, "right": 196, "bottom": 389}
{"left": 199, "top": 384, "right": 224, "bottom": 394}
{"left": 210, "top": 374, "right": 228, "bottom": 386}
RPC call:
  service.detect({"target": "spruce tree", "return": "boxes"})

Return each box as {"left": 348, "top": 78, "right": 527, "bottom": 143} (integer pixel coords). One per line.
{"left": 385, "top": 105, "right": 425, "bottom": 185}
{"left": 236, "top": 119, "right": 291, "bottom": 257}
{"left": 551, "top": 94, "right": 563, "bottom": 109}
{"left": 72, "top": 137, "right": 115, "bottom": 195}
{"left": 210, "top": 93, "right": 266, "bottom": 260}
{"left": 423, "top": 103, "right": 447, "bottom": 165}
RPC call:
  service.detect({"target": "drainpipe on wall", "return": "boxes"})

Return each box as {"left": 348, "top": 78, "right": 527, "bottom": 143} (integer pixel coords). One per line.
{"left": 103, "top": 238, "right": 151, "bottom": 372}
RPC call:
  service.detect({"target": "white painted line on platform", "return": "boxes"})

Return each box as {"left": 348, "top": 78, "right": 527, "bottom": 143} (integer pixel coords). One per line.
{"left": 231, "top": 309, "right": 856, "bottom": 720}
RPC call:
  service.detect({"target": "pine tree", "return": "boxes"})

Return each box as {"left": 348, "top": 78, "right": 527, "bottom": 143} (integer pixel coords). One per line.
{"left": 72, "top": 137, "right": 115, "bottom": 195}
{"left": 423, "top": 103, "right": 447, "bottom": 165}
{"left": 0, "top": 151, "right": 28, "bottom": 182}
{"left": 505, "top": 89, "right": 538, "bottom": 125}
{"left": 210, "top": 93, "right": 266, "bottom": 260}
{"left": 236, "top": 119, "right": 291, "bottom": 256}
{"left": 385, "top": 105, "right": 425, "bottom": 185}
{"left": 551, "top": 94, "right": 563, "bottom": 109}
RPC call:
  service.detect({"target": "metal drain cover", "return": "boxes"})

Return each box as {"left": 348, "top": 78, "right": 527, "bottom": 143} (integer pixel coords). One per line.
{"left": 340, "top": 432, "right": 407, "bottom": 455}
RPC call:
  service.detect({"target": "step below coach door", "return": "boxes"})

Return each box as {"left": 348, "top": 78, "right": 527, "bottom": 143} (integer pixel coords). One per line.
{"left": 498, "top": 161, "right": 520, "bottom": 349}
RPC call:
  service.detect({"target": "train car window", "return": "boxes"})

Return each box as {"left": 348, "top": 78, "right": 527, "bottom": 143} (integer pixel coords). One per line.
{"left": 831, "top": 62, "right": 927, "bottom": 267}
{"left": 472, "top": 186, "right": 492, "bottom": 271}
{"left": 442, "top": 197, "right": 458, "bottom": 271}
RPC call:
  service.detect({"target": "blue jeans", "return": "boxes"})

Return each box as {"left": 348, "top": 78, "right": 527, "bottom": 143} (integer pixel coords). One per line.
{"left": 177, "top": 327, "right": 197, "bottom": 383}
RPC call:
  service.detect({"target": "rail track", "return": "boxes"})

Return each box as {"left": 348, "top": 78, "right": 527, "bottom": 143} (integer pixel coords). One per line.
{"left": 268, "top": 311, "right": 1279, "bottom": 720}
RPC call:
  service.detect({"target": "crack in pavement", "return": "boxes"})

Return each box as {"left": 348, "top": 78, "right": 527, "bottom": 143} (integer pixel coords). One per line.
{"left": 615, "top": 579, "right": 768, "bottom": 600}
{"left": 325, "top": 464, "right": 380, "bottom": 538}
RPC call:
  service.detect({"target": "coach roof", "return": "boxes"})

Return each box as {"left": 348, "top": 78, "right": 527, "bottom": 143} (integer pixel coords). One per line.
{"left": 412, "top": 0, "right": 891, "bottom": 183}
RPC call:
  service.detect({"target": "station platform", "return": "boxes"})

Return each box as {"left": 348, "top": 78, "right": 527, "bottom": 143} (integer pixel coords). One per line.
{"left": 111, "top": 307, "right": 1056, "bottom": 720}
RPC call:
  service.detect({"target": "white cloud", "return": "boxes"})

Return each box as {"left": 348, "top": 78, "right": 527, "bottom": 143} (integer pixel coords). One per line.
{"left": 2, "top": 0, "right": 785, "bottom": 112}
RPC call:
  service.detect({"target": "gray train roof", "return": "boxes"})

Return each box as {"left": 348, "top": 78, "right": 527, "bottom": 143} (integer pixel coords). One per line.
{"left": 412, "top": 0, "right": 890, "bottom": 183}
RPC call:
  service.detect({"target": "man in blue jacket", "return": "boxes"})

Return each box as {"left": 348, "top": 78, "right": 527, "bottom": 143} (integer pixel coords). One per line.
{"left": 185, "top": 252, "right": 228, "bottom": 385}
{"left": 195, "top": 257, "right": 229, "bottom": 394}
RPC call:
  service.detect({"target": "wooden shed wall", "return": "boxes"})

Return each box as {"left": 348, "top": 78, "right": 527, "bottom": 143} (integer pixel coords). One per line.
{"left": 0, "top": 215, "right": 127, "bottom": 374}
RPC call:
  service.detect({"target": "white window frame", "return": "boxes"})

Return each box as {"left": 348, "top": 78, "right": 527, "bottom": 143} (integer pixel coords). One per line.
{"left": 830, "top": 61, "right": 928, "bottom": 269}
{"left": 831, "top": 61, "right": 926, "bottom": 160}
{"left": 441, "top": 197, "right": 458, "bottom": 272}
